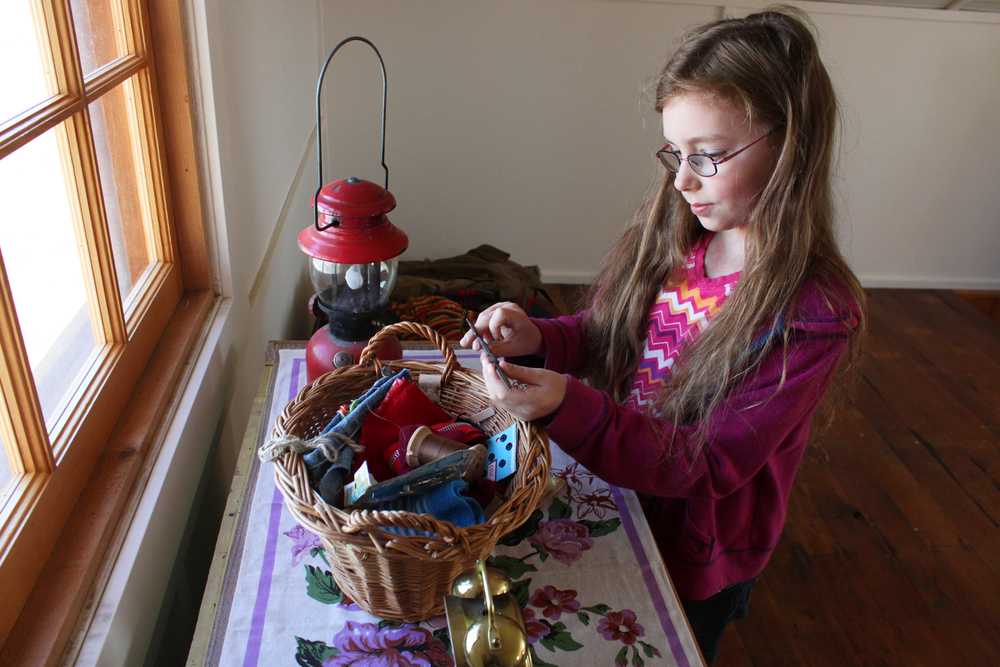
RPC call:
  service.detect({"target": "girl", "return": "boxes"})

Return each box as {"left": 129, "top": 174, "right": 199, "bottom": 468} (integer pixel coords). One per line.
{"left": 460, "top": 6, "right": 865, "bottom": 664}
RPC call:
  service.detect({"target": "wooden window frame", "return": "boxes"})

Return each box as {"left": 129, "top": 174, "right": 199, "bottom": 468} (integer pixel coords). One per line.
{"left": 0, "top": 1, "right": 215, "bottom": 661}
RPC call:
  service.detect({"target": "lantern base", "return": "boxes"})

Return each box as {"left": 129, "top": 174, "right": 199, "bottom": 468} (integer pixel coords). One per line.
{"left": 305, "top": 325, "right": 402, "bottom": 382}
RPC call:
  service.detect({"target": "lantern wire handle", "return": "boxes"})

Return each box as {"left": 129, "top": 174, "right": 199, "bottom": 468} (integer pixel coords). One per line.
{"left": 314, "top": 36, "right": 388, "bottom": 231}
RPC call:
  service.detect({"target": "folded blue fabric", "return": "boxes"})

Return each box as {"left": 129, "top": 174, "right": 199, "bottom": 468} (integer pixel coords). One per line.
{"left": 316, "top": 444, "right": 355, "bottom": 506}
{"left": 378, "top": 480, "right": 485, "bottom": 537}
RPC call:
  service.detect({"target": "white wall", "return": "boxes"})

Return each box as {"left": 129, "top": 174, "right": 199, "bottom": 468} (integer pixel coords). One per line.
{"left": 197, "top": 0, "right": 321, "bottom": 486}
{"left": 317, "top": 0, "right": 1000, "bottom": 288}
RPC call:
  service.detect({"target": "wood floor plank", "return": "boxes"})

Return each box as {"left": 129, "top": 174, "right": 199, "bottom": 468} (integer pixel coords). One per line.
{"left": 814, "top": 405, "right": 940, "bottom": 554}
{"left": 895, "top": 545, "right": 1000, "bottom": 663}
{"left": 783, "top": 456, "right": 838, "bottom": 557}
{"left": 927, "top": 440, "right": 1000, "bottom": 527}
{"left": 861, "top": 309, "right": 992, "bottom": 443}
{"left": 731, "top": 576, "right": 814, "bottom": 666}
{"left": 852, "top": 377, "right": 997, "bottom": 549}
{"left": 933, "top": 290, "right": 1000, "bottom": 353}
{"left": 871, "top": 290, "right": 1000, "bottom": 440}
{"left": 714, "top": 625, "right": 752, "bottom": 667}
{"left": 754, "top": 544, "right": 860, "bottom": 667}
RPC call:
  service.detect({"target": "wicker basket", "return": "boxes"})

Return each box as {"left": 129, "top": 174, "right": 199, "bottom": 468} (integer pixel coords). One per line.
{"left": 270, "top": 322, "right": 551, "bottom": 621}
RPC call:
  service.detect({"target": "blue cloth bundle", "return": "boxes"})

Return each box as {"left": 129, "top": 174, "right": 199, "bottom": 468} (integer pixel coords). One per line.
{"left": 378, "top": 480, "right": 486, "bottom": 537}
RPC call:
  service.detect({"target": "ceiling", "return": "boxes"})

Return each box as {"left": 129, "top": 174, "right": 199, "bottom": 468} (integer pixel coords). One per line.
{"left": 815, "top": 0, "right": 1000, "bottom": 13}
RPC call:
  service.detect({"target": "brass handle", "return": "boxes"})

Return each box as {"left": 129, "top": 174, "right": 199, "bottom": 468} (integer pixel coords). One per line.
{"left": 477, "top": 559, "right": 502, "bottom": 652}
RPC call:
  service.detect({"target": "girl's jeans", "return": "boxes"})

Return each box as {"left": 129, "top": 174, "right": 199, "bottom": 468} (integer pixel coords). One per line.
{"left": 681, "top": 577, "right": 756, "bottom": 664}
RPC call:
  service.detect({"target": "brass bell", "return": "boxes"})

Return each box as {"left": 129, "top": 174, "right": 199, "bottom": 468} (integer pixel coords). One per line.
{"left": 464, "top": 613, "right": 530, "bottom": 667}
{"left": 539, "top": 475, "right": 567, "bottom": 506}
{"left": 444, "top": 560, "right": 532, "bottom": 667}
{"left": 450, "top": 564, "right": 512, "bottom": 599}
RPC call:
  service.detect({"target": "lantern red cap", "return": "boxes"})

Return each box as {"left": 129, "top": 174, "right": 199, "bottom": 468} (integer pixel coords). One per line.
{"left": 298, "top": 176, "right": 408, "bottom": 264}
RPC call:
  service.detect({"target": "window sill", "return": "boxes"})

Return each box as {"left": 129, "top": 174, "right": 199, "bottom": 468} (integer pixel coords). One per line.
{"left": 0, "top": 290, "right": 224, "bottom": 665}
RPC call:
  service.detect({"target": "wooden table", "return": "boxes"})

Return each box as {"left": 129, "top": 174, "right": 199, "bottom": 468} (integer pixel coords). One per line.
{"left": 188, "top": 341, "right": 704, "bottom": 666}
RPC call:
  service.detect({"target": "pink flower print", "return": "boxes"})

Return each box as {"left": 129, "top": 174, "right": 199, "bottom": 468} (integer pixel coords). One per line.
{"left": 529, "top": 519, "right": 593, "bottom": 564}
{"left": 283, "top": 524, "right": 321, "bottom": 566}
{"left": 574, "top": 487, "right": 617, "bottom": 520}
{"left": 529, "top": 585, "right": 580, "bottom": 620}
{"left": 520, "top": 607, "right": 549, "bottom": 645}
{"left": 554, "top": 463, "right": 594, "bottom": 498}
{"left": 597, "top": 609, "right": 645, "bottom": 646}
{"left": 555, "top": 462, "right": 594, "bottom": 486}
{"left": 326, "top": 621, "right": 451, "bottom": 666}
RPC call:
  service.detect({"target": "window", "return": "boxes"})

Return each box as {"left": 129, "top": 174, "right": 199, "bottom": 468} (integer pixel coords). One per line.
{"left": 0, "top": 0, "right": 211, "bottom": 650}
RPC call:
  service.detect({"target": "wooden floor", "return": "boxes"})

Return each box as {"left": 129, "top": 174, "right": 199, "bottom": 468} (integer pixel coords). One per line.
{"left": 545, "top": 286, "right": 1000, "bottom": 667}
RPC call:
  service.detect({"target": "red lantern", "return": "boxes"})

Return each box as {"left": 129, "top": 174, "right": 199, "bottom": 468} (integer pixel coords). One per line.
{"left": 300, "top": 37, "right": 406, "bottom": 381}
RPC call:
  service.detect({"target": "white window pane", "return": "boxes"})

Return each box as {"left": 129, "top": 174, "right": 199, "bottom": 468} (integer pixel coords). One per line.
{"left": 0, "top": 3, "right": 57, "bottom": 126}
{"left": 0, "top": 124, "right": 101, "bottom": 429}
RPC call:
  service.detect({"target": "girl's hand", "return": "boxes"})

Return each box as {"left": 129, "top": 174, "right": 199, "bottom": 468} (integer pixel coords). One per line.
{"left": 459, "top": 302, "right": 542, "bottom": 359}
{"left": 480, "top": 356, "right": 566, "bottom": 422}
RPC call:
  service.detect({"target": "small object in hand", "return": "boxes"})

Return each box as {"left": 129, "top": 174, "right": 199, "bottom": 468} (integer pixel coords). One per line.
{"left": 464, "top": 316, "right": 513, "bottom": 390}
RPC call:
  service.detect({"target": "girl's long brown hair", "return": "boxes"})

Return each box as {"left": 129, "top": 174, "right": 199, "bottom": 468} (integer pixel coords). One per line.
{"left": 585, "top": 6, "right": 865, "bottom": 450}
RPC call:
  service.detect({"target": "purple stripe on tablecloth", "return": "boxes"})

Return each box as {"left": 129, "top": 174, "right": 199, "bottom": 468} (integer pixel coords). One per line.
{"left": 243, "top": 357, "right": 304, "bottom": 667}
{"left": 610, "top": 484, "right": 691, "bottom": 667}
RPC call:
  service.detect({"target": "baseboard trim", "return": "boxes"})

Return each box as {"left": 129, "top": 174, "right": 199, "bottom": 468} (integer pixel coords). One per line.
{"left": 540, "top": 269, "right": 597, "bottom": 284}
{"left": 539, "top": 269, "right": 1000, "bottom": 291}
{"left": 857, "top": 276, "right": 1000, "bottom": 290}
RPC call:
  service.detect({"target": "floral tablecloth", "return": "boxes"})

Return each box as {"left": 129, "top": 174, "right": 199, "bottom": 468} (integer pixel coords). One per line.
{"left": 206, "top": 348, "right": 703, "bottom": 667}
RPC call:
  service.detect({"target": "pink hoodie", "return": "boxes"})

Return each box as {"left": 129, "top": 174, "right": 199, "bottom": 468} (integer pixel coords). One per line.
{"left": 531, "top": 278, "right": 859, "bottom": 600}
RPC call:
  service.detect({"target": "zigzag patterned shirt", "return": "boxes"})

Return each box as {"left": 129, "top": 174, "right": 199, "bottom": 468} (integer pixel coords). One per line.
{"left": 625, "top": 233, "right": 741, "bottom": 410}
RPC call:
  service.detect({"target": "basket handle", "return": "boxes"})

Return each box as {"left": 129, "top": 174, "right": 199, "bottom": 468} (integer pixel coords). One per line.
{"left": 359, "top": 321, "right": 460, "bottom": 383}
{"left": 343, "top": 508, "right": 470, "bottom": 547}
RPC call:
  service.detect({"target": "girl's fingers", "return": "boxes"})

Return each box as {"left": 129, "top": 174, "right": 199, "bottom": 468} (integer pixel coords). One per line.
{"left": 461, "top": 303, "right": 504, "bottom": 348}
{"left": 481, "top": 357, "right": 557, "bottom": 421}
{"left": 480, "top": 354, "right": 508, "bottom": 397}
{"left": 475, "top": 303, "right": 505, "bottom": 335}
{"left": 488, "top": 309, "right": 511, "bottom": 341}
{"left": 460, "top": 302, "right": 527, "bottom": 353}
{"left": 491, "top": 308, "right": 530, "bottom": 354}
{"left": 496, "top": 360, "right": 544, "bottom": 385}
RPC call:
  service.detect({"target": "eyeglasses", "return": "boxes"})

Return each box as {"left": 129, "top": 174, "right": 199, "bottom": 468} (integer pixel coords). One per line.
{"left": 656, "top": 128, "right": 776, "bottom": 178}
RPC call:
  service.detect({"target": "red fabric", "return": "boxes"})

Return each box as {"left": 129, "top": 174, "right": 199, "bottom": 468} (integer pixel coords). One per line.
{"left": 427, "top": 420, "right": 486, "bottom": 444}
{"left": 359, "top": 378, "right": 451, "bottom": 481}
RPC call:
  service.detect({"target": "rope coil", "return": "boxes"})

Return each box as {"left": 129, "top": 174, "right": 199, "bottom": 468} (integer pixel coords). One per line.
{"left": 259, "top": 430, "right": 363, "bottom": 464}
